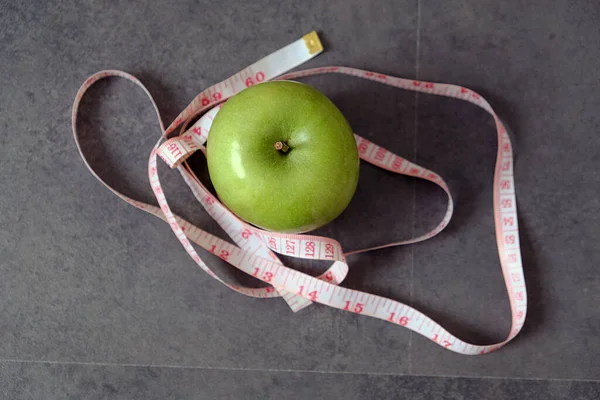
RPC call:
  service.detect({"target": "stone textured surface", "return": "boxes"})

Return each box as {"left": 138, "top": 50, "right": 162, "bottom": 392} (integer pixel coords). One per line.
{"left": 1, "top": 0, "right": 599, "bottom": 397}
{"left": 1, "top": 362, "right": 599, "bottom": 400}
{"left": 411, "top": 0, "right": 600, "bottom": 378}
{"left": 0, "top": 0, "right": 416, "bottom": 374}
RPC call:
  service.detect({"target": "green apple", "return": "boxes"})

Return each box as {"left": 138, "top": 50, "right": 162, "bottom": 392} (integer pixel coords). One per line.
{"left": 207, "top": 81, "right": 359, "bottom": 233}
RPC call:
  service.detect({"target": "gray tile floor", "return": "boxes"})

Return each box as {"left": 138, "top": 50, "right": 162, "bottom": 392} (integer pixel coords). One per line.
{"left": 1, "top": 0, "right": 599, "bottom": 398}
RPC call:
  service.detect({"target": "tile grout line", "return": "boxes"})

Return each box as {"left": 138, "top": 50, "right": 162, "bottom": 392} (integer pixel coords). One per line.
{"left": 0, "top": 358, "right": 598, "bottom": 383}
{"left": 409, "top": 0, "right": 422, "bottom": 376}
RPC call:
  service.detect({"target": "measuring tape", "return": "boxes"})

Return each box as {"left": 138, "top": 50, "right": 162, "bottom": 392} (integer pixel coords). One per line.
{"left": 71, "top": 32, "right": 526, "bottom": 355}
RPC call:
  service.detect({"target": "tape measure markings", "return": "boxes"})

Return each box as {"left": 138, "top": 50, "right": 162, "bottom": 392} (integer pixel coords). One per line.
{"left": 71, "top": 32, "right": 525, "bottom": 355}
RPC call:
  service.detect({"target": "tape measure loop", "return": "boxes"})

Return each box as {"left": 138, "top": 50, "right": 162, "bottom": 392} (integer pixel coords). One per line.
{"left": 72, "top": 32, "right": 526, "bottom": 354}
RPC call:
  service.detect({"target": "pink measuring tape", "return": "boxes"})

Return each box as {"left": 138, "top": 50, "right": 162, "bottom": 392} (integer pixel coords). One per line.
{"left": 71, "top": 32, "right": 526, "bottom": 355}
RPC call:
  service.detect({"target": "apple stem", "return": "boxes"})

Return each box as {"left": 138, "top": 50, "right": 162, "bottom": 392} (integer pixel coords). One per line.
{"left": 274, "top": 141, "right": 290, "bottom": 153}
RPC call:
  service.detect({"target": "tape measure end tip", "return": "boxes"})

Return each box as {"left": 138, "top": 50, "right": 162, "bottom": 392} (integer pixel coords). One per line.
{"left": 302, "top": 31, "right": 324, "bottom": 55}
